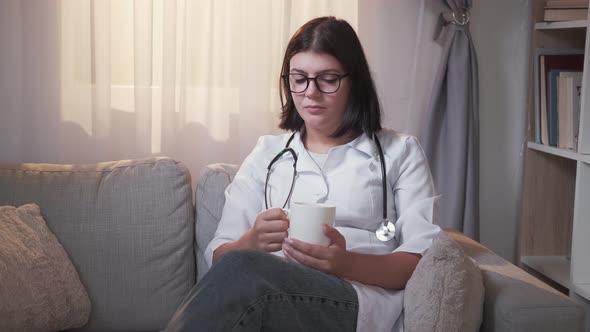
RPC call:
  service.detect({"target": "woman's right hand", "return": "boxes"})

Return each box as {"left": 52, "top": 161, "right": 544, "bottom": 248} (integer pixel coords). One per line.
{"left": 239, "top": 208, "right": 289, "bottom": 252}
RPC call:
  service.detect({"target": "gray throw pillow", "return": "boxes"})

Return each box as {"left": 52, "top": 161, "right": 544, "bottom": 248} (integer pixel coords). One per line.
{"left": 404, "top": 232, "right": 484, "bottom": 332}
{"left": 0, "top": 204, "right": 91, "bottom": 332}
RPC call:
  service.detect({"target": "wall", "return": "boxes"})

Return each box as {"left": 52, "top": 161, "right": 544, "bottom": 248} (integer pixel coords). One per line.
{"left": 470, "top": 0, "right": 531, "bottom": 261}
{"left": 0, "top": 0, "right": 62, "bottom": 163}
{"left": 360, "top": 0, "right": 532, "bottom": 262}
{"left": 0, "top": 0, "right": 23, "bottom": 161}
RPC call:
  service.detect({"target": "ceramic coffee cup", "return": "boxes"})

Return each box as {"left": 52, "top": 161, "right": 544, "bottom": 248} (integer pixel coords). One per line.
{"left": 284, "top": 202, "right": 336, "bottom": 246}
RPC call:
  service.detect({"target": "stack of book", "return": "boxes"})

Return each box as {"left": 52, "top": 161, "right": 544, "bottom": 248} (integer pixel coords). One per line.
{"left": 544, "top": 0, "right": 589, "bottom": 21}
{"left": 534, "top": 49, "right": 584, "bottom": 150}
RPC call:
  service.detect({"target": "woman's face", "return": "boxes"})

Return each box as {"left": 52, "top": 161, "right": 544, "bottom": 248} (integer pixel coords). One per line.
{"left": 288, "top": 51, "right": 350, "bottom": 136}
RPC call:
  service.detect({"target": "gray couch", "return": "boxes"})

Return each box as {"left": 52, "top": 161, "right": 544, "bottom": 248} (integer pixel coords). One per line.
{"left": 0, "top": 157, "right": 585, "bottom": 331}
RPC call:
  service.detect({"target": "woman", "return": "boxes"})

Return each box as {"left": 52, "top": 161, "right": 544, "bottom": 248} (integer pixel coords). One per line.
{"left": 166, "top": 16, "right": 441, "bottom": 332}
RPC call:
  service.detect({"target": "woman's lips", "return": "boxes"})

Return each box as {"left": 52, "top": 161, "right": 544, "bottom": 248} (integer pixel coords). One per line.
{"left": 304, "top": 105, "right": 324, "bottom": 114}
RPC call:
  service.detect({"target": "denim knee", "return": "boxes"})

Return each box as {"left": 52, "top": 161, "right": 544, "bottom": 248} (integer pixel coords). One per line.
{"left": 213, "top": 250, "right": 275, "bottom": 277}
{"left": 212, "top": 250, "right": 281, "bottom": 288}
{"left": 167, "top": 249, "right": 358, "bottom": 332}
{"left": 216, "top": 249, "right": 272, "bottom": 267}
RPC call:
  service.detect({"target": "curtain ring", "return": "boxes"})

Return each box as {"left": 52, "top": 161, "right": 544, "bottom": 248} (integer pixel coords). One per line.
{"left": 450, "top": 7, "right": 470, "bottom": 26}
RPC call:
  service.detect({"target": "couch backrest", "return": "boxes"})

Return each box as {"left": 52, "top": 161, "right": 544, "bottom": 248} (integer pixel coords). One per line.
{"left": 194, "top": 163, "right": 238, "bottom": 282}
{"left": 0, "top": 158, "right": 195, "bottom": 332}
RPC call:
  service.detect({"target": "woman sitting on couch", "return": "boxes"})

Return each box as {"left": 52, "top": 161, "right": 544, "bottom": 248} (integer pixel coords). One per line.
{"left": 166, "top": 16, "right": 441, "bottom": 332}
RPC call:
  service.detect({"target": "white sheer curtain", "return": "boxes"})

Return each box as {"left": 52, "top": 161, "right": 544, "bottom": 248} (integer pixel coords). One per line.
{"left": 58, "top": 0, "right": 356, "bottom": 185}
{"left": 0, "top": 0, "right": 441, "bottom": 189}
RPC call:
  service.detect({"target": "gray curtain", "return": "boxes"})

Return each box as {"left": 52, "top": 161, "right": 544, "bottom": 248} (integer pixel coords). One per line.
{"left": 421, "top": 0, "right": 479, "bottom": 239}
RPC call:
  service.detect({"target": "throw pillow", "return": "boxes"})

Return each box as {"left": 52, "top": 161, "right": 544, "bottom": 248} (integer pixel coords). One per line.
{"left": 0, "top": 204, "right": 91, "bottom": 332}
{"left": 404, "top": 232, "right": 484, "bottom": 332}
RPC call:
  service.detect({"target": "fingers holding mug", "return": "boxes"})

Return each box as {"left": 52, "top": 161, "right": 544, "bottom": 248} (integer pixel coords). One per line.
{"left": 247, "top": 208, "right": 290, "bottom": 252}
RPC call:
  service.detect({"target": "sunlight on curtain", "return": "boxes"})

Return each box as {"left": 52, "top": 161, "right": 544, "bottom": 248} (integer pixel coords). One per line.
{"left": 59, "top": 0, "right": 356, "bottom": 178}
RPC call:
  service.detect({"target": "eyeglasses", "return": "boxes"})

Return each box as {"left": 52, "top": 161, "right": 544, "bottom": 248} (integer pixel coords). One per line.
{"left": 283, "top": 73, "right": 349, "bottom": 94}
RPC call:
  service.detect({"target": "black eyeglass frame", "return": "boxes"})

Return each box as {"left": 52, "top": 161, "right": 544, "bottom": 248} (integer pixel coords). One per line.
{"left": 282, "top": 73, "right": 349, "bottom": 94}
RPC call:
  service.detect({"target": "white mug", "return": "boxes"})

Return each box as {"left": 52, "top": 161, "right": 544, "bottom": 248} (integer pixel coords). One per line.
{"left": 285, "top": 202, "right": 336, "bottom": 246}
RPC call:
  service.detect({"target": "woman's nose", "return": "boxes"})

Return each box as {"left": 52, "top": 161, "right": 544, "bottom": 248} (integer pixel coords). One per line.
{"left": 305, "top": 79, "right": 321, "bottom": 98}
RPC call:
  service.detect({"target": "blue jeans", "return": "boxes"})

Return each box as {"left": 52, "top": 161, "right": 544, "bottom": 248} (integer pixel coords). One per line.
{"left": 165, "top": 250, "right": 358, "bottom": 332}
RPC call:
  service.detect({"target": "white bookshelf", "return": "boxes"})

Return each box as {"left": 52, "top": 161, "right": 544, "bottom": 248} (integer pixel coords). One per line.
{"left": 528, "top": 142, "right": 590, "bottom": 162}
{"left": 521, "top": 255, "right": 571, "bottom": 289}
{"left": 535, "top": 20, "right": 588, "bottom": 30}
{"left": 572, "top": 284, "right": 590, "bottom": 302}
{"left": 521, "top": 3, "right": 590, "bottom": 322}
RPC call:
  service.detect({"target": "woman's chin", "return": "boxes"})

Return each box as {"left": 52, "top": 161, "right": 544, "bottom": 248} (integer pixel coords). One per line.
{"left": 303, "top": 121, "right": 332, "bottom": 133}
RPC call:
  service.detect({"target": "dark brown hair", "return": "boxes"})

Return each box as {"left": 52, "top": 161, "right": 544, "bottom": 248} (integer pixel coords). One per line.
{"left": 279, "top": 16, "right": 382, "bottom": 137}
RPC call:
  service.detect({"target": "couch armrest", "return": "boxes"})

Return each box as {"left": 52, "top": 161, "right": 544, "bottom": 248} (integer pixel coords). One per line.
{"left": 195, "top": 163, "right": 239, "bottom": 282}
{"left": 448, "top": 231, "right": 585, "bottom": 332}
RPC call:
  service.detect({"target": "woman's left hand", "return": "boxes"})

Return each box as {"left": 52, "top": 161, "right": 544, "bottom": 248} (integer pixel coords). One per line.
{"left": 282, "top": 224, "right": 349, "bottom": 277}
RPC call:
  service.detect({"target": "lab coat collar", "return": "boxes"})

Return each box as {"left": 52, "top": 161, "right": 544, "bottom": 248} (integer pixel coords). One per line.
{"left": 286, "top": 130, "right": 377, "bottom": 173}
{"left": 345, "top": 131, "right": 377, "bottom": 158}
{"left": 290, "top": 130, "right": 376, "bottom": 157}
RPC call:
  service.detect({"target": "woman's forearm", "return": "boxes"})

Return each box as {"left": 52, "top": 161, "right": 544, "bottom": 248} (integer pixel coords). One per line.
{"left": 212, "top": 231, "right": 254, "bottom": 264}
{"left": 339, "top": 251, "right": 421, "bottom": 289}
{"left": 212, "top": 241, "right": 238, "bottom": 264}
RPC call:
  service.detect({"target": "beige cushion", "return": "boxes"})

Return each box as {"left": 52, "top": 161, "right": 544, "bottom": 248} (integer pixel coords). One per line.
{"left": 404, "top": 232, "right": 484, "bottom": 332}
{"left": 0, "top": 204, "right": 91, "bottom": 332}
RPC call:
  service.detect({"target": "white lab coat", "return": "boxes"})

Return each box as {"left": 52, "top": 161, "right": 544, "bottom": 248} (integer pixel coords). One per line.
{"left": 205, "top": 129, "right": 442, "bottom": 332}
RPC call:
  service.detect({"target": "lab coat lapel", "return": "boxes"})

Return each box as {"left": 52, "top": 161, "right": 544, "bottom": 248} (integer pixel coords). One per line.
{"left": 346, "top": 132, "right": 378, "bottom": 159}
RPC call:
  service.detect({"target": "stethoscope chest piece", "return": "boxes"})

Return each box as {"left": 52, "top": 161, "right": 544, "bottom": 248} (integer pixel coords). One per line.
{"left": 266, "top": 131, "right": 396, "bottom": 242}
{"left": 376, "top": 221, "right": 396, "bottom": 241}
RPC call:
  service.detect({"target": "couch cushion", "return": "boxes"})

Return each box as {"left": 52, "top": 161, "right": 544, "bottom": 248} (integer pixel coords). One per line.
{"left": 0, "top": 204, "right": 91, "bottom": 332}
{"left": 195, "top": 163, "right": 238, "bottom": 282}
{"left": 405, "top": 232, "right": 484, "bottom": 332}
{"left": 0, "top": 158, "right": 195, "bottom": 332}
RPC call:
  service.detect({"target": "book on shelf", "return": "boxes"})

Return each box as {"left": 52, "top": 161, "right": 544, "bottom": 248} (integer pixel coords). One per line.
{"left": 558, "top": 74, "right": 568, "bottom": 148}
{"left": 557, "top": 71, "right": 583, "bottom": 150}
{"left": 548, "top": 69, "right": 579, "bottom": 146}
{"left": 533, "top": 49, "right": 584, "bottom": 146}
{"left": 545, "top": 0, "right": 589, "bottom": 9}
{"left": 573, "top": 78, "right": 583, "bottom": 150}
{"left": 540, "top": 56, "right": 549, "bottom": 145}
{"left": 569, "top": 72, "right": 582, "bottom": 151}
{"left": 571, "top": 74, "right": 583, "bottom": 151}
{"left": 544, "top": 8, "right": 588, "bottom": 21}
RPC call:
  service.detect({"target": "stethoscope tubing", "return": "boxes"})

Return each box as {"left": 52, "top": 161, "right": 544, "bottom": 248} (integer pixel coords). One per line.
{"left": 264, "top": 131, "right": 394, "bottom": 241}
{"left": 373, "top": 131, "right": 387, "bottom": 222}
{"left": 264, "top": 134, "right": 298, "bottom": 209}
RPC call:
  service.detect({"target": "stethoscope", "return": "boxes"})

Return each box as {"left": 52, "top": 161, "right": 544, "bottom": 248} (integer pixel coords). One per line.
{"left": 264, "top": 132, "right": 396, "bottom": 242}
